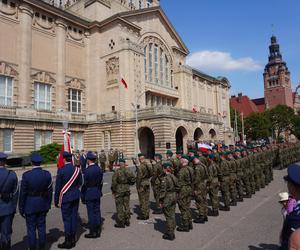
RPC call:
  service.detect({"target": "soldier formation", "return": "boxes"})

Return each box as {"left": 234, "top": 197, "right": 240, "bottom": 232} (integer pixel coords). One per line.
{"left": 0, "top": 142, "right": 300, "bottom": 249}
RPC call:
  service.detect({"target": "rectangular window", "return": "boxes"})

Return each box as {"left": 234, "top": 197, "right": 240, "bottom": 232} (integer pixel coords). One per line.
{"left": 0, "top": 76, "right": 13, "bottom": 106}
{"left": 148, "top": 44, "right": 153, "bottom": 82}
{"left": 34, "top": 130, "right": 52, "bottom": 150}
{"left": 77, "top": 132, "right": 83, "bottom": 150}
{"left": 154, "top": 45, "right": 158, "bottom": 84}
{"left": 71, "top": 132, "right": 84, "bottom": 151}
{"left": 34, "top": 130, "right": 42, "bottom": 150}
{"left": 68, "top": 89, "right": 81, "bottom": 113}
{"left": 144, "top": 47, "right": 147, "bottom": 81}
{"left": 44, "top": 131, "right": 52, "bottom": 145}
{"left": 3, "top": 129, "right": 12, "bottom": 153}
{"left": 34, "top": 82, "right": 51, "bottom": 110}
{"left": 160, "top": 49, "right": 164, "bottom": 85}
{"left": 165, "top": 56, "right": 170, "bottom": 86}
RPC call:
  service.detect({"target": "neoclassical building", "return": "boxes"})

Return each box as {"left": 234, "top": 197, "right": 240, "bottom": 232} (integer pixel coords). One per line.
{"left": 0, "top": 0, "right": 233, "bottom": 158}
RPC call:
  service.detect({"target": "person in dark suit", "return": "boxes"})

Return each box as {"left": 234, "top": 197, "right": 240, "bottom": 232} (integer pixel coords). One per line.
{"left": 280, "top": 164, "right": 300, "bottom": 250}
{"left": 19, "top": 153, "right": 52, "bottom": 250}
{"left": 81, "top": 151, "right": 103, "bottom": 238}
{"left": 80, "top": 150, "right": 87, "bottom": 172}
{"left": 0, "top": 152, "right": 18, "bottom": 250}
{"left": 55, "top": 152, "right": 82, "bottom": 249}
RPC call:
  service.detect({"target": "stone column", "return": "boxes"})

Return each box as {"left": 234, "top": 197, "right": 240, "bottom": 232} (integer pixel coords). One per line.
{"left": 18, "top": 5, "right": 33, "bottom": 108}
{"left": 55, "top": 19, "right": 67, "bottom": 111}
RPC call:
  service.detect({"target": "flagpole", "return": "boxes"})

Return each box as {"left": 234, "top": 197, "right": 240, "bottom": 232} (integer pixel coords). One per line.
{"left": 119, "top": 75, "right": 123, "bottom": 154}
{"left": 241, "top": 112, "right": 244, "bottom": 144}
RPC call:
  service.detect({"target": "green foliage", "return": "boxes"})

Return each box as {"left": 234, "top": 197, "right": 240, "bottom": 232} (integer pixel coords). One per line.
{"left": 292, "top": 114, "right": 300, "bottom": 139}
{"left": 34, "top": 143, "right": 62, "bottom": 164}
{"left": 244, "top": 112, "right": 271, "bottom": 140}
{"left": 267, "top": 105, "right": 295, "bottom": 141}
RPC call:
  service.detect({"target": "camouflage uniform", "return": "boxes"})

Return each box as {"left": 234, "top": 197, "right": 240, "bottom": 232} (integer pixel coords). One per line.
{"left": 151, "top": 160, "right": 163, "bottom": 211}
{"left": 99, "top": 151, "right": 107, "bottom": 171}
{"left": 207, "top": 159, "right": 220, "bottom": 215}
{"left": 228, "top": 158, "right": 238, "bottom": 205}
{"left": 136, "top": 161, "right": 151, "bottom": 219}
{"left": 217, "top": 157, "right": 231, "bottom": 210}
{"left": 111, "top": 166, "right": 136, "bottom": 226}
{"left": 193, "top": 160, "right": 209, "bottom": 222}
{"left": 159, "top": 172, "right": 178, "bottom": 240}
{"left": 177, "top": 164, "right": 193, "bottom": 231}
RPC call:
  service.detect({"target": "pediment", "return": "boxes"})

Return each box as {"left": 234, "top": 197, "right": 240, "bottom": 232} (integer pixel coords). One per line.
{"left": 0, "top": 61, "right": 18, "bottom": 77}
{"left": 31, "top": 71, "right": 56, "bottom": 84}
{"left": 119, "top": 7, "right": 189, "bottom": 55}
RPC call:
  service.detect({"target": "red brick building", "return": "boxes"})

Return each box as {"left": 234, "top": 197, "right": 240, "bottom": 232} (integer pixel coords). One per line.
{"left": 231, "top": 35, "right": 296, "bottom": 117}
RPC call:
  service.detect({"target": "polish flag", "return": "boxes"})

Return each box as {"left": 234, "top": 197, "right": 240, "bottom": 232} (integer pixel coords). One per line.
{"left": 121, "top": 78, "right": 128, "bottom": 89}
{"left": 198, "top": 143, "right": 212, "bottom": 153}
{"left": 57, "top": 130, "right": 72, "bottom": 169}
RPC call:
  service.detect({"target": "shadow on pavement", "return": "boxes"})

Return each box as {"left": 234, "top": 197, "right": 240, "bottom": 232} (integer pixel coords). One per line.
{"left": 154, "top": 218, "right": 165, "bottom": 234}
{"left": 248, "top": 243, "right": 280, "bottom": 250}
{"left": 12, "top": 228, "right": 64, "bottom": 250}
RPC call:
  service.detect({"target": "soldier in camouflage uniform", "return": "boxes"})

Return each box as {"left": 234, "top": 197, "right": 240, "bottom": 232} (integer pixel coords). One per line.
{"left": 240, "top": 150, "right": 252, "bottom": 198}
{"left": 234, "top": 150, "right": 244, "bottom": 202}
{"left": 151, "top": 153, "right": 164, "bottom": 214}
{"left": 98, "top": 150, "right": 107, "bottom": 172}
{"left": 176, "top": 156, "right": 194, "bottom": 232}
{"left": 217, "top": 153, "right": 231, "bottom": 211}
{"left": 227, "top": 152, "right": 238, "bottom": 206}
{"left": 207, "top": 154, "right": 220, "bottom": 216}
{"left": 191, "top": 156, "right": 209, "bottom": 223}
{"left": 136, "top": 153, "right": 152, "bottom": 220}
{"left": 159, "top": 162, "right": 178, "bottom": 241}
{"left": 111, "top": 159, "right": 136, "bottom": 228}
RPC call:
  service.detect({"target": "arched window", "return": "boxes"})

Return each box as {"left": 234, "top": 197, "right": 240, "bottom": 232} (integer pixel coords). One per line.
{"left": 143, "top": 40, "right": 172, "bottom": 87}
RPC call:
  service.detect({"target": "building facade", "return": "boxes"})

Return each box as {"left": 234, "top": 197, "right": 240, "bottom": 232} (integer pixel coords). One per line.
{"left": 0, "top": 0, "right": 233, "bottom": 157}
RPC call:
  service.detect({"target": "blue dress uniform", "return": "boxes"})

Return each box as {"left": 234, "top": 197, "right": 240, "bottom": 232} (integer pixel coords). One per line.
{"left": 55, "top": 152, "right": 82, "bottom": 249}
{"left": 81, "top": 152, "right": 103, "bottom": 239}
{"left": 19, "top": 153, "right": 52, "bottom": 250}
{"left": 0, "top": 152, "right": 18, "bottom": 250}
{"left": 281, "top": 164, "right": 300, "bottom": 250}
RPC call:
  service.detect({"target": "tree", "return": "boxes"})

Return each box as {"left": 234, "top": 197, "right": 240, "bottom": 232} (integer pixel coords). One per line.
{"left": 292, "top": 114, "right": 300, "bottom": 139}
{"left": 244, "top": 112, "right": 271, "bottom": 141}
{"left": 267, "top": 105, "right": 295, "bottom": 142}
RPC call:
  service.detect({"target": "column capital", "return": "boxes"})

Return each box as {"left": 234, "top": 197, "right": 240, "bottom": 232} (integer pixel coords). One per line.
{"left": 55, "top": 19, "right": 67, "bottom": 30}
{"left": 19, "top": 4, "right": 34, "bottom": 17}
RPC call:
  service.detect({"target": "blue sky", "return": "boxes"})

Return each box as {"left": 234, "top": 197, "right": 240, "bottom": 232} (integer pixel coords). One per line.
{"left": 160, "top": 0, "right": 300, "bottom": 99}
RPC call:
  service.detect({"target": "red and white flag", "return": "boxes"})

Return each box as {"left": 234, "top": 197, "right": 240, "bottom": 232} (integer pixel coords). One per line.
{"left": 57, "top": 130, "right": 72, "bottom": 169}
{"left": 198, "top": 143, "right": 212, "bottom": 153}
{"left": 121, "top": 78, "right": 128, "bottom": 89}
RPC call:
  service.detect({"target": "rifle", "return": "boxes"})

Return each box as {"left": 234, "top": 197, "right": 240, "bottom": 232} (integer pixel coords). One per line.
{"left": 132, "top": 157, "right": 138, "bottom": 173}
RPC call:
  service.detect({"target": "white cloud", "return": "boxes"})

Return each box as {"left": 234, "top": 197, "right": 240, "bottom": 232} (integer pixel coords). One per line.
{"left": 186, "top": 50, "right": 262, "bottom": 72}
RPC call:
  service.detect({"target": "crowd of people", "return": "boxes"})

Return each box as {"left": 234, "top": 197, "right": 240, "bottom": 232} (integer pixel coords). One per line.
{"left": 0, "top": 142, "right": 300, "bottom": 249}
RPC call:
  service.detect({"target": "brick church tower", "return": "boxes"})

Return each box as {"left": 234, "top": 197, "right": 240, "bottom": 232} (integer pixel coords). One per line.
{"left": 263, "top": 35, "right": 293, "bottom": 109}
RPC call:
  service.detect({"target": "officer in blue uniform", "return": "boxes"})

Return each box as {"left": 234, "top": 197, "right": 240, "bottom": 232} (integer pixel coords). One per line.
{"left": 55, "top": 152, "right": 82, "bottom": 249}
{"left": 80, "top": 151, "right": 87, "bottom": 172}
{"left": 19, "top": 153, "right": 52, "bottom": 250}
{"left": 281, "top": 163, "right": 300, "bottom": 250}
{"left": 0, "top": 152, "right": 18, "bottom": 250}
{"left": 81, "top": 151, "right": 103, "bottom": 239}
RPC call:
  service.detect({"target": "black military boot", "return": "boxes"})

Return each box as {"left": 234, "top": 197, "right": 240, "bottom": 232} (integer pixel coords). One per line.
{"left": 176, "top": 226, "right": 189, "bottom": 232}
{"left": 189, "top": 222, "right": 193, "bottom": 230}
{"left": 244, "top": 194, "right": 252, "bottom": 198}
{"left": 39, "top": 243, "right": 45, "bottom": 250}
{"left": 193, "top": 216, "right": 206, "bottom": 224}
{"left": 162, "top": 233, "right": 175, "bottom": 241}
{"left": 125, "top": 220, "right": 130, "bottom": 227}
{"left": 57, "top": 236, "right": 73, "bottom": 249}
{"left": 95, "top": 224, "right": 101, "bottom": 238}
{"left": 29, "top": 246, "right": 36, "bottom": 250}
{"left": 114, "top": 223, "right": 125, "bottom": 228}
{"left": 220, "top": 206, "right": 230, "bottom": 211}
{"left": 3, "top": 241, "right": 11, "bottom": 250}
{"left": 211, "top": 209, "right": 219, "bottom": 216}
{"left": 84, "top": 227, "right": 98, "bottom": 239}
{"left": 230, "top": 201, "right": 237, "bottom": 206}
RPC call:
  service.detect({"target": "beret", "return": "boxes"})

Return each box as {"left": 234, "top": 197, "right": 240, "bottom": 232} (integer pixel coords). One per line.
{"left": 181, "top": 154, "right": 189, "bottom": 160}
{"left": 154, "top": 153, "right": 162, "bottom": 159}
{"left": 162, "top": 162, "right": 172, "bottom": 168}
{"left": 118, "top": 158, "right": 126, "bottom": 163}
{"left": 138, "top": 153, "right": 144, "bottom": 157}
{"left": 166, "top": 150, "right": 173, "bottom": 156}
{"left": 176, "top": 150, "right": 183, "bottom": 155}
